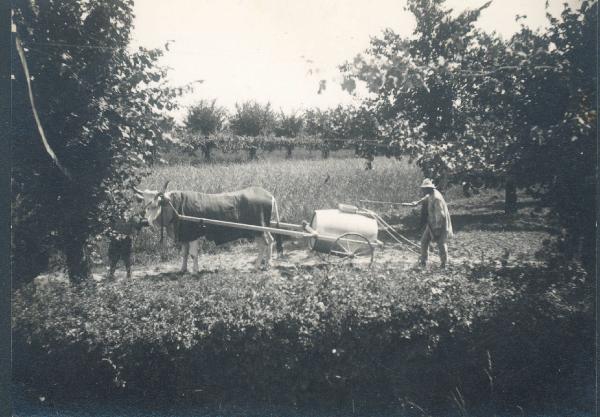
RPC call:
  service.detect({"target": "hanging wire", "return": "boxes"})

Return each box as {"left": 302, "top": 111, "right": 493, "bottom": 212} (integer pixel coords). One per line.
{"left": 24, "top": 40, "right": 127, "bottom": 52}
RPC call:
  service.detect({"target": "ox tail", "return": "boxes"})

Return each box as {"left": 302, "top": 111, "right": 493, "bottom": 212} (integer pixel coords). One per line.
{"left": 272, "top": 196, "right": 284, "bottom": 256}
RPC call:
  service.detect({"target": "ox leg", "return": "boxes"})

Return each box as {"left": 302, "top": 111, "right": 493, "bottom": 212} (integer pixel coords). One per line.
{"left": 180, "top": 242, "right": 189, "bottom": 273}
{"left": 124, "top": 240, "right": 133, "bottom": 279}
{"left": 190, "top": 239, "right": 200, "bottom": 274}
{"left": 255, "top": 232, "right": 274, "bottom": 270}
{"left": 125, "top": 256, "right": 132, "bottom": 279}
{"left": 107, "top": 259, "right": 117, "bottom": 280}
{"left": 255, "top": 236, "right": 266, "bottom": 270}
{"left": 264, "top": 232, "right": 274, "bottom": 267}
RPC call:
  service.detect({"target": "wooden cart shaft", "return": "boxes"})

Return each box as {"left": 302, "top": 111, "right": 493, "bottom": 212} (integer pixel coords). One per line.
{"left": 177, "top": 214, "right": 313, "bottom": 238}
{"left": 176, "top": 214, "right": 382, "bottom": 246}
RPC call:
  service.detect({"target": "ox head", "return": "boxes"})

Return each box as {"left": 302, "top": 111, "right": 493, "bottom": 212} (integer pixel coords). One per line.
{"left": 132, "top": 181, "right": 175, "bottom": 229}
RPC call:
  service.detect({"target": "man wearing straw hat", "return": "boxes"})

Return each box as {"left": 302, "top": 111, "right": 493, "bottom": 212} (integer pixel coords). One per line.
{"left": 403, "top": 179, "right": 453, "bottom": 268}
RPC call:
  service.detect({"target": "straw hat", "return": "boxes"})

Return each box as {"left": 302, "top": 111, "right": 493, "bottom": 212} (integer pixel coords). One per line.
{"left": 420, "top": 178, "right": 436, "bottom": 189}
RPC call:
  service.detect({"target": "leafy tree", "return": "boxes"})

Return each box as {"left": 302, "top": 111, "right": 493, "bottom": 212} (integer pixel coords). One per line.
{"left": 304, "top": 106, "right": 354, "bottom": 158}
{"left": 274, "top": 111, "right": 304, "bottom": 158}
{"left": 230, "top": 101, "right": 276, "bottom": 136}
{"left": 347, "top": 105, "right": 381, "bottom": 169}
{"left": 229, "top": 101, "right": 276, "bottom": 160}
{"left": 183, "top": 99, "right": 227, "bottom": 161}
{"left": 12, "top": 0, "right": 176, "bottom": 284}
{"left": 303, "top": 108, "right": 329, "bottom": 158}
{"left": 341, "top": 0, "right": 496, "bottom": 190}
{"left": 531, "top": 1, "right": 597, "bottom": 271}
{"left": 303, "top": 108, "right": 326, "bottom": 136}
{"left": 185, "top": 99, "right": 227, "bottom": 135}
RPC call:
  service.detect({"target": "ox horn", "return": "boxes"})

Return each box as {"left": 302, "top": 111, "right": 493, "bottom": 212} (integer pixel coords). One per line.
{"left": 160, "top": 180, "right": 170, "bottom": 194}
{"left": 132, "top": 185, "right": 143, "bottom": 195}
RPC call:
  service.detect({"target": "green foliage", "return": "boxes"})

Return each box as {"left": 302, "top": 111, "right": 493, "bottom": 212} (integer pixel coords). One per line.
{"left": 532, "top": 1, "right": 597, "bottom": 271}
{"left": 11, "top": 0, "right": 177, "bottom": 284}
{"left": 273, "top": 111, "right": 304, "bottom": 158}
{"left": 174, "top": 131, "right": 325, "bottom": 161}
{"left": 230, "top": 101, "right": 276, "bottom": 137}
{"left": 184, "top": 99, "right": 227, "bottom": 136}
{"left": 12, "top": 262, "right": 593, "bottom": 413}
{"left": 181, "top": 99, "right": 228, "bottom": 161}
{"left": 303, "top": 106, "right": 350, "bottom": 141}
{"left": 274, "top": 111, "right": 304, "bottom": 138}
{"left": 341, "top": 0, "right": 497, "bottom": 184}
{"left": 228, "top": 101, "right": 277, "bottom": 159}
{"left": 302, "top": 106, "right": 383, "bottom": 160}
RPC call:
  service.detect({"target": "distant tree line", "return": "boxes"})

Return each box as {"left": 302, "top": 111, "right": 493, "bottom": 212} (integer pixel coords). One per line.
{"left": 179, "top": 100, "right": 383, "bottom": 163}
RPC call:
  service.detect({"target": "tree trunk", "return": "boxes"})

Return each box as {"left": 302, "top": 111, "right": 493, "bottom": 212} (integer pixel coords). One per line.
{"left": 202, "top": 144, "right": 212, "bottom": 162}
{"left": 64, "top": 238, "right": 91, "bottom": 283}
{"left": 12, "top": 242, "right": 49, "bottom": 288}
{"left": 505, "top": 178, "right": 518, "bottom": 215}
{"left": 437, "top": 171, "right": 449, "bottom": 191}
{"left": 462, "top": 182, "right": 472, "bottom": 197}
{"left": 248, "top": 146, "right": 258, "bottom": 161}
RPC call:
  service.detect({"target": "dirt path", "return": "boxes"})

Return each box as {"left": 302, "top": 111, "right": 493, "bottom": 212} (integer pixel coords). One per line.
{"left": 97, "top": 236, "right": 490, "bottom": 284}
{"left": 112, "top": 241, "right": 421, "bottom": 281}
{"left": 33, "top": 241, "right": 436, "bottom": 286}
{"left": 36, "top": 235, "right": 531, "bottom": 285}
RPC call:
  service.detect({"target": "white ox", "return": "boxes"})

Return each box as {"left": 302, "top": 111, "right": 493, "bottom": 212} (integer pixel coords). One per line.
{"left": 134, "top": 182, "right": 281, "bottom": 273}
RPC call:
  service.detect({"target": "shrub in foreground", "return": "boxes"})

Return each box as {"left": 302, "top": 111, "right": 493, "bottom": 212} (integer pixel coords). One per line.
{"left": 12, "top": 263, "right": 593, "bottom": 415}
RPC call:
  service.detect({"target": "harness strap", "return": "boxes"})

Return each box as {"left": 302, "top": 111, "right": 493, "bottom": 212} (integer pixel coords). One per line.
{"left": 157, "top": 197, "right": 187, "bottom": 244}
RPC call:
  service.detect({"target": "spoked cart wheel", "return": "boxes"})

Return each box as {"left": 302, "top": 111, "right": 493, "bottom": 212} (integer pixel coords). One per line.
{"left": 328, "top": 233, "right": 374, "bottom": 267}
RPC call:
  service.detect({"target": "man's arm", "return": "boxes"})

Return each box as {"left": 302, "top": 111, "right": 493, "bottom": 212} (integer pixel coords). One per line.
{"left": 402, "top": 195, "right": 428, "bottom": 207}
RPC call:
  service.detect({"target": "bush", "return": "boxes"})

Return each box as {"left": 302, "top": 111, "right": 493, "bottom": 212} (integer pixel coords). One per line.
{"left": 12, "top": 262, "right": 593, "bottom": 414}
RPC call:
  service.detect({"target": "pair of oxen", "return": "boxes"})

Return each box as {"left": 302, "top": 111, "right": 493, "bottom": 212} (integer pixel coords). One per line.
{"left": 108, "top": 182, "right": 282, "bottom": 279}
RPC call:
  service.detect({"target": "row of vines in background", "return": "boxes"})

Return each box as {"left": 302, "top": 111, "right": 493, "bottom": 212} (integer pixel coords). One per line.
{"left": 171, "top": 130, "right": 387, "bottom": 164}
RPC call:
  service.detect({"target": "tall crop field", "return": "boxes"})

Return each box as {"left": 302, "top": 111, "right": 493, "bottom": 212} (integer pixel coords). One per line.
{"left": 140, "top": 156, "right": 425, "bottom": 223}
